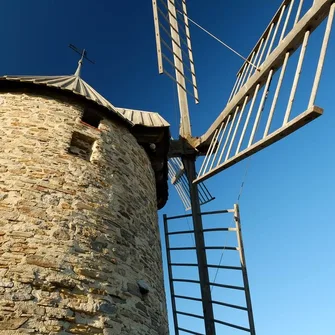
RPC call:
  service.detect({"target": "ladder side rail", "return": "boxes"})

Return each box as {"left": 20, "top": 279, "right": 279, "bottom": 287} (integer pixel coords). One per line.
{"left": 163, "top": 214, "right": 180, "bottom": 335}
{"left": 234, "top": 204, "right": 256, "bottom": 335}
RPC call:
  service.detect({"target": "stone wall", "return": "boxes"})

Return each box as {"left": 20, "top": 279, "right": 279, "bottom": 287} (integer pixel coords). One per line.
{"left": 0, "top": 92, "right": 168, "bottom": 334}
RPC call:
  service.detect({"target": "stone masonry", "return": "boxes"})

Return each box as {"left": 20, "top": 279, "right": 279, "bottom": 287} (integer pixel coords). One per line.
{"left": 0, "top": 92, "right": 168, "bottom": 334}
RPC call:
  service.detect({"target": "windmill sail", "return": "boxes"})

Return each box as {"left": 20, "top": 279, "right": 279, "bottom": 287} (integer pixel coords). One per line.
{"left": 168, "top": 157, "right": 215, "bottom": 211}
{"left": 152, "top": 0, "right": 199, "bottom": 104}
{"left": 195, "top": 0, "right": 335, "bottom": 183}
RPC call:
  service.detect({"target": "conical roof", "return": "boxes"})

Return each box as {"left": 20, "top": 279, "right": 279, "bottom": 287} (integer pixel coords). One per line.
{"left": 2, "top": 74, "right": 169, "bottom": 128}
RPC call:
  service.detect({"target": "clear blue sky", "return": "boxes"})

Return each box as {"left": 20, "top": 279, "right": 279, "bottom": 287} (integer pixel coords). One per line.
{"left": 1, "top": 1, "right": 334, "bottom": 334}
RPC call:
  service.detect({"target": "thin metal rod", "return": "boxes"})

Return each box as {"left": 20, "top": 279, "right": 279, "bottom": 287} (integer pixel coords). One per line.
{"left": 173, "top": 278, "right": 200, "bottom": 283}
{"left": 197, "top": 182, "right": 207, "bottom": 203}
{"left": 257, "top": 22, "right": 275, "bottom": 67}
{"left": 166, "top": 208, "right": 232, "bottom": 220}
{"left": 162, "top": 53, "right": 197, "bottom": 89}
{"left": 195, "top": 106, "right": 322, "bottom": 184}
{"left": 280, "top": 0, "right": 295, "bottom": 42}
{"left": 198, "top": 128, "right": 219, "bottom": 176}
{"left": 198, "top": 182, "right": 213, "bottom": 202}
{"left": 234, "top": 62, "right": 249, "bottom": 97}
{"left": 168, "top": 246, "right": 196, "bottom": 251}
{"left": 169, "top": 162, "right": 190, "bottom": 207}
{"left": 245, "top": 51, "right": 258, "bottom": 82}
{"left": 199, "top": 209, "right": 233, "bottom": 215}
{"left": 234, "top": 204, "right": 256, "bottom": 335}
{"left": 248, "top": 69, "right": 273, "bottom": 146}
{"left": 209, "top": 121, "right": 225, "bottom": 171}
{"left": 157, "top": 4, "right": 189, "bottom": 49}
{"left": 217, "top": 109, "right": 238, "bottom": 166}
{"left": 294, "top": 0, "right": 305, "bottom": 25}
{"left": 159, "top": 0, "right": 191, "bottom": 40}
{"left": 178, "top": 327, "right": 204, "bottom": 335}
{"left": 163, "top": 69, "right": 198, "bottom": 99}
{"left": 175, "top": 9, "right": 259, "bottom": 69}
{"left": 163, "top": 214, "right": 180, "bottom": 335}
{"left": 207, "top": 264, "right": 242, "bottom": 270}
{"left": 264, "top": 52, "right": 290, "bottom": 137}
{"left": 160, "top": 29, "right": 195, "bottom": 67}
{"left": 237, "top": 55, "right": 253, "bottom": 93}
{"left": 254, "top": 38, "right": 265, "bottom": 70}
{"left": 266, "top": 4, "right": 287, "bottom": 58}
{"left": 213, "top": 117, "right": 230, "bottom": 168}
{"left": 199, "top": 180, "right": 211, "bottom": 197}
{"left": 158, "top": 19, "right": 191, "bottom": 56}
{"left": 226, "top": 96, "right": 249, "bottom": 160}
{"left": 174, "top": 181, "right": 189, "bottom": 209}
{"left": 173, "top": 294, "right": 202, "bottom": 302}
{"left": 246, "top": 40, "right": 263, "bottom": 81}
{"left": 167, "top": 212, "right": 193, "bottom": 220}
{"left": 283, "top": 29, "right": 310, "bottom": 125}
{"left": 168, "top": 229, "right": 195, "bottom": 235}
{"left": 205, "top": 246, "right": 238, "bottom": 250}
{"left": 203, "top": 228, "right": 236, "bottom": 232}
{"left": 209, "top": 282, "right": 245, "bottom": 290}
{"left": 228, "top": 72, "right": 242, "bottom": 103}
{"left": 213, "top": 319, "right": 250, "bottom": 332}
{"left": 176, "top": 310, "right": 204, "bottom": 320}
{"left": 211, "top": 300, "right": 248, "bottom": 311}
{"left": 175, "top": 182, "right": 191, "bottom": 209}
{"left": 236, "top": 84, "right": 260, "bottom": 154}
{"left": 180, "top": 173, "right": 191, "bottom": 198}
{"left": 170, "top": 263, "right": 198, "bottom": 266}
{"left": 161, "top": 38, "right": 195, "bottom": 76}
{"left": 309, "top": 3, "right": 335, "bottom": 107}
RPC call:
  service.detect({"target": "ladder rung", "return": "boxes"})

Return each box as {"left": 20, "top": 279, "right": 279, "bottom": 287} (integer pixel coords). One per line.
{"left": 203, "top": 228, "right": 236, "bottom": 232}
{"left": 171, "top": 264, "right": 242, "bottom": 270}
{"left": 173, "top": 294, "right": 202, "bottom": 302}
{"left": 205, "top": 246, "right": 239, "bottom": 251}
{"left": 168, "top": 246, "right": 196, "bottom": 251}
{"left": 209, "top": 282, "right": 245, "bottom": 291}
{"left": 168, "top": 246, "right": 238, "bottom": 251}
{"left": 176, "top": 310, "right": 204, "bottom": 320}
{"left": 214, "top": 319, "right": 250, "bottom": 332}
{"left": 167, "top": 213, "right": 193, "bottom": 220}
{"left": 198, "top": 209, "right": 234, "bottom": 215}
{"left": 170, "top": 263, "right": 198, "bottom": 267}
{"left": 178, "top": 327, "right": 205, "bottom": 335}
{"left": 207, "top": 264, "right": 242, "bottom": 270}
{"left": 211, "top": 300, "right": 248, "bottom": 311}
{"left": 172, "top": 278, "right": 200, "bottom": 284}
{"left": 167, "top": 230, "right": 195, "bottom": 235}
{"left": 167, "top": 227, "right": 236, "bottom": 235}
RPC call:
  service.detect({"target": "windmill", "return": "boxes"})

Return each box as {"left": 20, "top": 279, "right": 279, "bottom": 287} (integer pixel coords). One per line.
{"left": 152, "top": 0, "right": 335, "bottom": 334}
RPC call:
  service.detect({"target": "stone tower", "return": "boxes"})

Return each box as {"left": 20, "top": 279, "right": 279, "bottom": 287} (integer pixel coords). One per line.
{"left": 0, "top": 61, "right": 170, "bottom": 334}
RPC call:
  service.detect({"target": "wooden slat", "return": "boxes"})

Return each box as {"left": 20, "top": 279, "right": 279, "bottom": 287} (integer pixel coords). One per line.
{"left": 195, "top": 106, "right": 323, "bottom": 183}
{"left": 196, "top": 0, "right": 332, "bottom": 150}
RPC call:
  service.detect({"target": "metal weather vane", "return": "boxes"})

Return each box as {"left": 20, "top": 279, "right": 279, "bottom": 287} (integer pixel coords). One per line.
{"left": 69, "top": 44, "right": 95, "bottom": 77}
{"left": 152, "top": 0, "right": 335, "bottom": 334}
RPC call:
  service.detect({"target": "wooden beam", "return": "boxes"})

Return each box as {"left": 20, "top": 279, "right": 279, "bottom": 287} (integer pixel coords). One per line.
{"left": 196, "top": 0, "right": 332, "bottom": 149}
{"left": 194, "top": 106, "right": 323, "bottom": 184}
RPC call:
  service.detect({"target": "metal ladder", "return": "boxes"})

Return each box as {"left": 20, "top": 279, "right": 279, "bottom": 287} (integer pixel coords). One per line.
{"left": 163, "top": 204, "right": 256, "bottom": 335}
